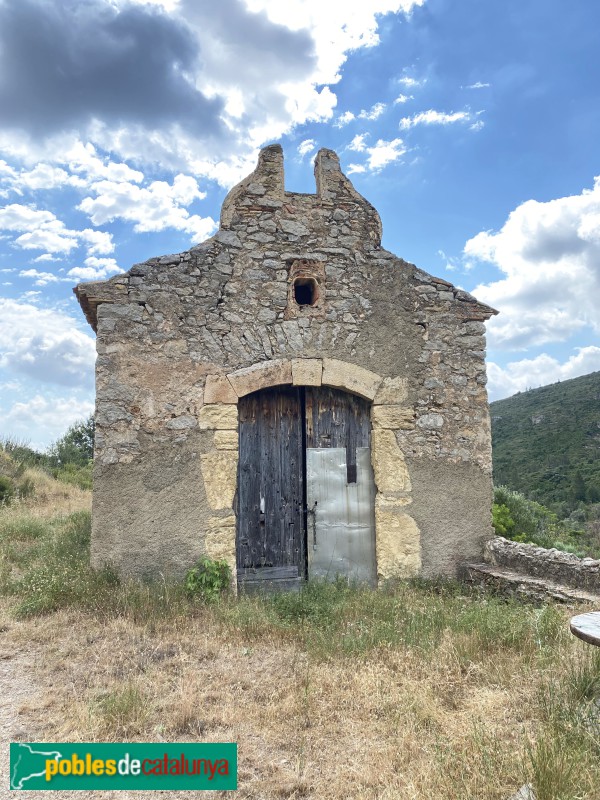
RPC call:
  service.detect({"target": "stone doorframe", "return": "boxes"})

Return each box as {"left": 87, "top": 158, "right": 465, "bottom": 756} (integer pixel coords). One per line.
{"left": 198, "top": 358, "right": 421, "bottom": 587}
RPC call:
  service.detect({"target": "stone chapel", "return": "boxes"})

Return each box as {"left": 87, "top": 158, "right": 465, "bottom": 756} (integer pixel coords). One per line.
{"left": 75, "top": 144, "right": 496, "bottom": 591}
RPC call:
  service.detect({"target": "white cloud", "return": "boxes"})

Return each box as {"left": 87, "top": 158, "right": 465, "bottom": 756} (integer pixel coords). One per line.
{"left": 0, "top": 144, "right": 145, "bottom": 197}
{"left": 79, "top": 229, "right": 114, "bottom": 256}
{"left": 348, "top": 134, "right": 406, "bottom": 171}
{"left": 437, "top": 249, "right": 459, "bottom": 272}
{"left": 0, "top": 0, "right": 425, "bottom": 182}
{"left": 358, "top": 102, "right": 386, "bottom": 120}
{"left": 0, "top": 204, "right": 56, "bottom": 231}
{"left": 393, "top": 93, "right": 413, "bottom": 104}
{"left": 78, "top": 174, "right": 216, "bottom": 241}
{"left": 0, "top": 159, "right": 17, "bottom": 178}
{"left": 336, "top": 102, "right": 387, "bottom": 127}
{"left": 67, "top": 257, "right": 123, "bottom": 282}
{"left": 2, "top": 394, "right": 95, "bottom": 450}
{"left": 335, "top": 111, "right": 356, "bottom": 127}
{"left": 15, "top": 225, "right": 78, "bottom": 254}
{"left": 65, "top": 142, "right": 145, "bottom": 185}
{"left": 297, "top": 139, "right": 316, "bottom": 158}
{"left": 487, "top": 347, "right": 600, "bottom": 401}
{"left": 246, "top": 1, "right": 425, "bottom": 86}
{"left": 349, "top": 134, "right": 368, "bottom": 152}
{"left": 366, "top": 138, "right": 407, "bottom": 170}
{"left": 33, "top": 254, "right": 60, "bottom": 263}
{"left": 18, "top": 269, "right": 67, "bottom": 286}
{"left": 468, "top": 176, "right": 600, "bottom": 350}
{"left": 0, "top": 298, "right": 96, "bottom": 388}
{"left": 466, "top": 82, "right": 490, "bottom": 90}
{"left": 346, "top": 164, "right": 367, "bottom": 175}
{"left": 0, "top": 203, "right": 114, "bottom": 256}
{"left": 397, "top": 75, "right": 425, "bottom": 88}
{"left": 400, "top": 109, "right": 473, "bottom": 129}
{"left": 13, "top": 164, "right": 74, "bottom": 192}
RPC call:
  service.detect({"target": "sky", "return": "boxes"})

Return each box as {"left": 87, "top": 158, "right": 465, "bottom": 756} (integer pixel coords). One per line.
{"left": 0, "top": 0, "right": 599, "bottom": 450}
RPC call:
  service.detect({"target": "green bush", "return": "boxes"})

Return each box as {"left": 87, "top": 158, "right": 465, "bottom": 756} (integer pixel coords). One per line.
{"left": 0, "top": 475, "right": 15, "bottom": 505}
{"left": 185, "top": 558, "right": 231, "bottom": 602}
{"left": 52, "top": 462, "right": 93, "bottom": 490}
{"left": 493, "top": 485, "right": 595, "bottom": 557}
{"left": 492, "top": 503, "right": 515, "bottom": 537}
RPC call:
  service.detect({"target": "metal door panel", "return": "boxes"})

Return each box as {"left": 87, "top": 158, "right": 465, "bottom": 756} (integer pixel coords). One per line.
{"left": 306, "top": 446, "right": 376, "bottom": 584}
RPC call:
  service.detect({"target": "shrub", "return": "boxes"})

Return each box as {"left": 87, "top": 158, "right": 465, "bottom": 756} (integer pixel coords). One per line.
{"left": 492, "top": 503, "right": 515, "bottom": 537}
{"left": 185, "top": 558, "right": 231, "bottom": 602}
{"left": 0, "top": 475, "right": 15, "bottom": 506}
{"left": 53, "top": 462, "right": 93, "bottom": 490}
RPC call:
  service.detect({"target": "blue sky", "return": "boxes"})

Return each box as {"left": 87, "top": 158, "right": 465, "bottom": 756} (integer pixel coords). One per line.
{"left": 0, "top": 0, "right": 599, "bottom": 449}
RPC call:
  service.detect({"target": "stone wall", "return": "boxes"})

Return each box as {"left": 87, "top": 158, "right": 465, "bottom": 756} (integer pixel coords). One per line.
{"left": 76, "top": 144, "right": 496, "bottom": 581}
{"left": 485, "top": 537, "right": 600, "bottom": 595}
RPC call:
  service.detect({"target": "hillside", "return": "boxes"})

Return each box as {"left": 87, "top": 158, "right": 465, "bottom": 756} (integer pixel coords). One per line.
{"left": 490, "top": 370, "right": 600, "bottom": 509}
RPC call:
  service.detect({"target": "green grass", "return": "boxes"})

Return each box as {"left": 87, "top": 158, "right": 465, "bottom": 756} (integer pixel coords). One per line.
{"left": 0, "top": 510, "right": 191, "bottom": 618}
{"left": 0, "top": 507, "right": 569, "bottom": 662}
{"left": 214, "top": 577, "right": 569, "bottom": 665}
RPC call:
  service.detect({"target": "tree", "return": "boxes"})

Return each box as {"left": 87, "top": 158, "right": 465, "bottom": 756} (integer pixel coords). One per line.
{"left": 48, "top": 416, "right": 95, "bottom": 467}
{"left": 571, "top": 470, "right": 587, "bottom": 502}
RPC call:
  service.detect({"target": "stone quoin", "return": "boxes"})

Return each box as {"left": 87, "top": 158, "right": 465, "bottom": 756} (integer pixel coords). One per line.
{"left": 75, "top": 145, "right": 497, "bottom": 590}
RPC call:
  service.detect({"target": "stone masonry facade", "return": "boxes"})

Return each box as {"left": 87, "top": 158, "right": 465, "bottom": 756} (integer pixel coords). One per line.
{"left": 75, "top": 145, "right": 497, "bottom": 582}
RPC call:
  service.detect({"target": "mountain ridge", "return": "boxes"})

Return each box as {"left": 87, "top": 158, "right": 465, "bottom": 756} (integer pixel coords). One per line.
{"left": 490, "top": 370, "right": 600, "bottom": 509}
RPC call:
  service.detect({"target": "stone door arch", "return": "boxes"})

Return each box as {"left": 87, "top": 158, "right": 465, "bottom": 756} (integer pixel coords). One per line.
{"left": 200, "top": 357, "right": 421, "bottom": 589}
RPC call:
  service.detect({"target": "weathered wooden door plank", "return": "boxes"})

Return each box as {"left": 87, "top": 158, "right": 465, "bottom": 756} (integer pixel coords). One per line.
{"left": 237, "top": 387, "right": 305, "bottom": 581}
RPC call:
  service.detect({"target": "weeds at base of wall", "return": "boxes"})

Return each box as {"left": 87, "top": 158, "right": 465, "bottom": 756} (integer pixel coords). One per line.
{"left": 185, "top": 557, "right": 232, "bottom": 603}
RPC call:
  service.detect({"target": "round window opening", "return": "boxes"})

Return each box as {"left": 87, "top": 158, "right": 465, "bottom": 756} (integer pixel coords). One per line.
{"left": 293, "top": 277, "right": 318, "bottom": 306}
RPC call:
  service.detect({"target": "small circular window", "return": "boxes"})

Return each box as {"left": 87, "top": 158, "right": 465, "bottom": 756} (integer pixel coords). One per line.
{"left": 293, "top": 277, "right": 318, "bottom": 306}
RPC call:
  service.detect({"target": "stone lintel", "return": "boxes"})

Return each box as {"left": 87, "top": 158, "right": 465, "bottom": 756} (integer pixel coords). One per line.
{"left": 228, "top": 359, "right": 292, "bottom": 397}
{"left": 321, "top": 358, "right": 382, "bottom": 400}
{"left": 292, "top": 358, "right": 323, "bottom": 386}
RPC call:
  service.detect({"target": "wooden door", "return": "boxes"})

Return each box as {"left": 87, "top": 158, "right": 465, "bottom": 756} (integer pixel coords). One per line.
{"left": 236, "top": 385, "right": 376, "bottom": 591}
{"left": 237, "top": 387, "right": 305, "bottom": 592}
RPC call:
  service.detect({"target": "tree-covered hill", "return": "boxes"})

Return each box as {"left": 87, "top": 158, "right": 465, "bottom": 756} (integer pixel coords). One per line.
{"left": 490, "top": 370, "right": 600, "bottom": 510}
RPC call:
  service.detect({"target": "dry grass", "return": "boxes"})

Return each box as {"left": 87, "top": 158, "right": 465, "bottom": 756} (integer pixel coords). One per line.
{"left": 2, "top": 465, "right": 91, "bottom": 519}
{"left": 1, "top": 591, "right": 599, "bottom": 800}
{"left": 1, "top": 471, "right": 599, "bottom": 799}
